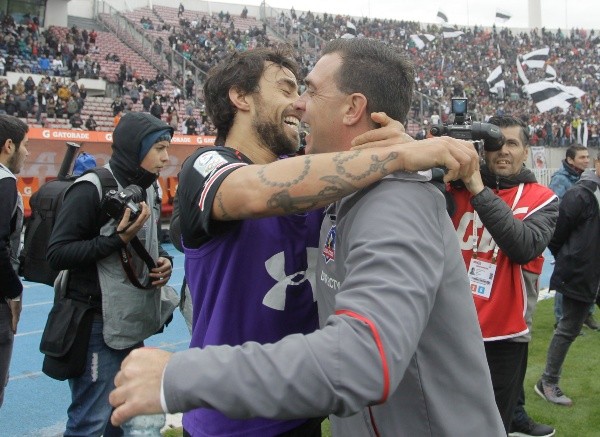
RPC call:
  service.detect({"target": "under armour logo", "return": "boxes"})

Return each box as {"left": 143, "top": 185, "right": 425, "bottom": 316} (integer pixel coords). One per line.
{"left": 262, "top": 248, "right": 318, "bottom": 311}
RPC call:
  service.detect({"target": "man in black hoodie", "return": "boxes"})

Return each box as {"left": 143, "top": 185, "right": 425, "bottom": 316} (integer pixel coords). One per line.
{"left": 536, "top": 153, "right": 600, "bottom": 407}
{"left": 46, "top": 112, "right": 176, "bottom": 436}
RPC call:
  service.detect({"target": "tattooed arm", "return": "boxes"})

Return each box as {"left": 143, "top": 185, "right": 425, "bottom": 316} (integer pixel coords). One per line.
{"left": 214, "top": 137, "right": 478, "bottom": 219}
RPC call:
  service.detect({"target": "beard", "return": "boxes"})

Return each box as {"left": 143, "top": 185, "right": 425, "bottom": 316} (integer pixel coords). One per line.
{"left": 6, "top": 150, "right": 22, "bottom": 174}
{"left": 252, "top": 103, "right": 298, "bottom": 157}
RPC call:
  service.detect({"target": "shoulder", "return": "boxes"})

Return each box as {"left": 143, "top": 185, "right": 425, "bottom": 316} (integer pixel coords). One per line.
{"left": 182, "top": 147, "right": 248, "bottom": 179}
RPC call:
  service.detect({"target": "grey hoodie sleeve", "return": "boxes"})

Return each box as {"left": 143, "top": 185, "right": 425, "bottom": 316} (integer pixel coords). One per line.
{"left": 163, "top": 181, "right": 447, "bottom": 419}
{"left": 470, "top": 186, "right": 558, "bottom": 264}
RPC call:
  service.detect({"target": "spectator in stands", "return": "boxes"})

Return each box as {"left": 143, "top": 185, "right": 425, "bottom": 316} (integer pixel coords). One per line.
{"left": 150, "top": 99, "right": 164, "bottom": 120}
{"left": 70, "top": 111, "right": 83, "bottom": 129}
{"left": 185, "top": 75, "right": 194, "bottom": 99}
{"left": 168, "top": 108, "right": 179, "bottom": 132}
{"left": 55, "top": 98, "right": 66, "bottom": 119}
{"left": 178, "top": 2, "right": 185, "bottom": 17}
{"left": 85, "top": 114, "right": 97, "bottom": 131}
{"left": 57, "top": 84, "right": 70, "bottom": 102}
{"left": 16, "top": 94, "right": 30, "bottom": 118}
{"left": 141, "top": 91, "right": 152, "bottom": 112}
{"left": 78, "top": 83, "right": 87, "bottom": 101}
{"left": 172, "top": 86, "right": 182, "bottom": 107}
{"left": 130, "top": 87, "right": 140, "bottom": 105}
{"left": 46, "top": 96, "right": 56, "bottom": 120}
{"left": 0, "top": 56, "right": 5, "bottom": 76}
{"left": 111, "top": 96, "right": 124, "bottom": 117}
{"left": 66, "top": 96, "right": 78, "bottom": 119}
{"left": 114, "top": 110, "right": 123, "bottom": 127}
{"left": 241, "top": 6, "right": 248, "bottom": 19}
{"left": 38, "top": 54, "right": 50, "bottom": 73}
{"left": 89, "top": 29, "right": 97, "bottom": 45}
{"left": 4, "top": 95, "right": 16, "bottom": 117}
{"left": 184, "top": 115, "right": 197, "bottom": 135}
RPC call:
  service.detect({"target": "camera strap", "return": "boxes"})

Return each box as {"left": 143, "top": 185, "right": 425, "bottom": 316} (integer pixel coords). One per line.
{"left": 119, "top": 237, "right": 156, "bottom": 289}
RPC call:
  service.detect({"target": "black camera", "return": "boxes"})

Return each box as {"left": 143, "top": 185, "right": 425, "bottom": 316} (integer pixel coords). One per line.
{"left": 430, "top": 98, "right": 505, "bottom": 152}
{"left": 101, "top": 185, "right": 144, "bottom": 221}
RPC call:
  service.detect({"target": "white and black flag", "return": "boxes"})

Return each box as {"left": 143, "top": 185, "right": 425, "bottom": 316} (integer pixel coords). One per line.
{"left": 495, "top": 10, "right": 512, "bottom": 22}
{"left": 436, "top": 10, "right": 448, "bottom": 23}
{"left": 442, "top": 26, "right": 464, "bottom": 39}
{"left": 544, "top": 65, "right": 557, "bottom": 81}
{"left": 410, "top": 34, "right": 435, "bottom": 50}
{"left": 522, "top": 81, "right": 585, "bottom": 113}
{"left": 522, "top": 47, "right": 550, "bottom": 69}
{"left": 486, "top": 66, "right": 505, "bottom": 93}
{"left": 341, "top": 21, "right": 357, "bottom": 39}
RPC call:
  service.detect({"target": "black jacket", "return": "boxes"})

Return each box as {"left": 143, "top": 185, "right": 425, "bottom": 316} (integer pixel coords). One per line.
{"left": 47, "top": 113, "right": 173, "bottom": 306}
{"left": 549, "top": 178, "right": 600, "bottom": 303}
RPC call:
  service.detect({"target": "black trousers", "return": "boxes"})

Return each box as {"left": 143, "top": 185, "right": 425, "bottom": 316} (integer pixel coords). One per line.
{"left": 484, "top": 340, "right": 528, "bottom": 433}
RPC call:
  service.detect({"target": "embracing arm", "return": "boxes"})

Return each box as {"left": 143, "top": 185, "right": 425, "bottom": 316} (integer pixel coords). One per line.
{"left": 213, "top": 137, "right": 478, "bottom": 220}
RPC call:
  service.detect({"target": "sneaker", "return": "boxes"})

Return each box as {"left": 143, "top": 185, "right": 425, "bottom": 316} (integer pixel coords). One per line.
{"left": 509, "top": 418, "right": 555, "bottom": 437}
{"left": 583, "top": 314, "right": 599, "bottom": 330}
{"left": 534, "top": 379, "right": 573, "bottom": 406}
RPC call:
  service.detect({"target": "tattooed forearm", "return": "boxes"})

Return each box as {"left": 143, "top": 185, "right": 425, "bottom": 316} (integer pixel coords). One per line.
{"left": 333, "top": 151, "right": 399, "bottom": 181}
{"left": 258, "top": 156, "right": 311, "bottom": 188}
{"left": 266, "top": 176, "right": 357, "bottom": 214}
{"left": 215, "top": 192, "right": 233, "bottom": 220}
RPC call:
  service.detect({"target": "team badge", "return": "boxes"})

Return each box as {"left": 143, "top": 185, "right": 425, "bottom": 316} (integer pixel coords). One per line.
{"left": 322, "top": 225, "right": 336, "bottom": 263}
{"left": 193, "top": 151, "right": 228, "bottom": 177}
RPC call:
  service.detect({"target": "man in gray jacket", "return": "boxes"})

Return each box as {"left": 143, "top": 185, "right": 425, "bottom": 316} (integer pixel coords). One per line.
{"left": 110, "top": 39, "right": 504, "bottom": 436}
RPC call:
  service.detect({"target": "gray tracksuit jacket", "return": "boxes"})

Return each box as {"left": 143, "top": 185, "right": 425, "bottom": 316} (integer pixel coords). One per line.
{"left": 164, "top": 172, "right": 504, "bottom": 436}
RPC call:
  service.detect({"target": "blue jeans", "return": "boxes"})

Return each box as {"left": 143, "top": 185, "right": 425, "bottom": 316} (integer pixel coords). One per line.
{"left": 543, "top": 295, "right": 595, "bottom": 385}
{"left": 0, "top": 302, "right": 14, "bottom": 408}
{"left": 64, "top": 320, "right": 141, "bottom": 437}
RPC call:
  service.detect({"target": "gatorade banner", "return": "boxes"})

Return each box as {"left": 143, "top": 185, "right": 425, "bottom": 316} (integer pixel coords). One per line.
{"left": 23, "top": 128, "right": 216, "bottom": 180}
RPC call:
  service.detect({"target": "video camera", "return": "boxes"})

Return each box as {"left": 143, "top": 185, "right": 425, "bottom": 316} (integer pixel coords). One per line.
{"left": 430, "top": 98, "right": 505, "bottom": 152}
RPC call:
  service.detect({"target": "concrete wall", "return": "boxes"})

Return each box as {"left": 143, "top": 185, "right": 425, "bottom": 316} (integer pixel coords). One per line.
{"left": 46, "top": 0, "right": 70, "bottom": 27}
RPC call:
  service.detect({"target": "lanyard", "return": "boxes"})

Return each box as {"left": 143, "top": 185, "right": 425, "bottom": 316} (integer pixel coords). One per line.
{"left": 472, "top": 183, "right": 524, "bottom": 263}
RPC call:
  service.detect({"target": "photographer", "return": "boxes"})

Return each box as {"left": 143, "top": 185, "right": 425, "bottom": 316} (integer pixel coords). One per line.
{"left": 449, "top": 115, "right": 558, "bottom": 435}
{"left": 46, "top": 112, "right": 177, "bottom": 436}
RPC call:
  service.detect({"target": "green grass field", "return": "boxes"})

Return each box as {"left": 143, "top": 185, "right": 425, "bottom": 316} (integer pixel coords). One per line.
{"left": 164, "top": 299, "right": 600, "bottom": 437}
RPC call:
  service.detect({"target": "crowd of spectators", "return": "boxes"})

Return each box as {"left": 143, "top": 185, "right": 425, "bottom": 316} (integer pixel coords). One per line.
{"left": 3, "top": 5, "right": 600, "bottom": 144}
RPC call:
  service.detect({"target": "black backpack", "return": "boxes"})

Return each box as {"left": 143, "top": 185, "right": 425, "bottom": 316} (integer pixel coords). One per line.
{"left": 19, "top": 167, "right": 117, "bottom": 286}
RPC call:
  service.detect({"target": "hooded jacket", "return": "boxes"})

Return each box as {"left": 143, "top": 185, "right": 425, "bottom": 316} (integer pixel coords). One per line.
{"left": 47, "top": 112, "right": 173, "bottom": 307}
{"left": 548, "top": 159, "right": 582, "bottom": 200}
{"left": 549, "top": 170, "right": 600, "bottom": 303}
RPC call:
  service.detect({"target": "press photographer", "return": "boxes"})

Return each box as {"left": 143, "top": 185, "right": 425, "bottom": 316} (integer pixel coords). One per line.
{"left": 448, "top": 115, "right": 558, "bottom": 436}
{"left": 41, "top": 112, "right": 179, "bottom": 436}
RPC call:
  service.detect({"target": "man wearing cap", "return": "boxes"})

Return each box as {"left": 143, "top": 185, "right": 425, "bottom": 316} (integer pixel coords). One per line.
{"left": 45, "top": 112, "right": 177, "bottom": 436}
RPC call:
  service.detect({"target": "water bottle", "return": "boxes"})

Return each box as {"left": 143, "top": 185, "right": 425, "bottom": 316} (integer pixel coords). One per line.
{"left": 121, "top": 413, "right": 166, "bottom": 436}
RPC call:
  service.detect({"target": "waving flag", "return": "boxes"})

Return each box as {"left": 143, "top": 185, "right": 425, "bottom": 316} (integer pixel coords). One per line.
{"left": 410, "top": 34, "right": 435, "bottom": 50}
{"left": 486, "top": 66, "right": 505, "bottom": 93}
{"left": 523, "top": 81, "right": 585, "bottom": 113}
{"left": 437, "top": 10, "right": 448, "bottom": 23}
{"left": 442, "top": 26, "right": 464, "bottom": 39}
{"left": 495, "top": 10, "right": 512, "bottom": 22}
{"left": 522, "top": 47, "right": 550, "bottom": 69}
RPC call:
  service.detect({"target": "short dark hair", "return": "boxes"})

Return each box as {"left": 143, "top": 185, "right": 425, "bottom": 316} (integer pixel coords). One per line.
{"left": 0, "top": 114, "right": 29, "bottom": 150}
{"left": 321, "top": 38, "right": 415, "bottom": 124}
{"left": 488, "top": 115, "right": 530, "bottom": 146}
{"left": 203, "top": 46, "right": 299, "bottom": 146}
{"left": 565, "top": 144, "right": 587, "bottom": 160}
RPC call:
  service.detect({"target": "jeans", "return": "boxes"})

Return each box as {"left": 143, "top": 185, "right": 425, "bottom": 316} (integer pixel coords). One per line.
{"left": 554, "top": 292, "right": 595, "bottom": 323}
{"left": 64, "top": 320, "right": 141, "bottom": 437}
{"left": 0, "top": 302, "right": 15, "bottom": 408}
{"left": 484, "top": 341, "right": 528, "bottom": 433}
{"left": 543, "top": 295, "right": 594, "bottom": 385}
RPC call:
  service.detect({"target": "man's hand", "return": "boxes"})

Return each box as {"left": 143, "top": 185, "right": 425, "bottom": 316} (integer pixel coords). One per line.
{"left": 395, "top": 137, "right": 479, "bottom": 183}
{"left": 7, "top": 298, "right": 22, "bottom": 334}
{"left": 117, "top": 202, "right": 151, "bottom": 244}
{"left": 110, "top": 348, "right": 173, "bottom": 426}
{"left": 461, "top": 168, "right": 485, "bottom": 196}
{"left": 150, "top": 257, "right": 172, "bottom": 287}
{"left": 351, "top": 112, "right": 413, "bottom": 149}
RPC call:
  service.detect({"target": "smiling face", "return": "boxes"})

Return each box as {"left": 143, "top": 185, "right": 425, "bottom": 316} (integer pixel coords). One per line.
{"left": 140, "top": 140, "right": 170, "bottom": 175}
{"left": 250, "top": 63, "right": 301, "bottom": 157}
{"left": 294, "top": 53, "right": 349, "bottom": 155}
{"left": 485, "top": 125, "right": 529, "bottom": 177}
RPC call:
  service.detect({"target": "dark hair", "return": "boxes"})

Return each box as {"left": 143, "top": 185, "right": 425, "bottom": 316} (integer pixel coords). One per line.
{"left": 321, "top": 38, "right": 415, "bottom": 124}
{"left": 0, "top": 114, "right": 28, "bottom": 150}
{"left": 202, "top": 46, "right": 299, "bottom": 146}
{"left": 565, "top": 144, "right": 587, "bottom": 160}
{"left": 488, "top": 115, "right": 530, "bottom": 146}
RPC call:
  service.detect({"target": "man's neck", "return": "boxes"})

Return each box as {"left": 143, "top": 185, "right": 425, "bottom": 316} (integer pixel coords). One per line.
{"left": 225, "top": 126, "right": 278, "bottom": 164}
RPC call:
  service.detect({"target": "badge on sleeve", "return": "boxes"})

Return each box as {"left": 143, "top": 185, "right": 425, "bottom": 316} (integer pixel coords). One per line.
{"left": 193, "top": 151, "right": 229, "bottom": 178}
{"left": 468, "top": 258, "right": 497, "bottom": 300}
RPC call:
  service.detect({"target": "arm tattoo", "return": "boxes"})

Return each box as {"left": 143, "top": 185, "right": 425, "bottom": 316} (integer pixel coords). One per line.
{"left": 267, "top": 176, "right": 357, "bottom": 214}
{"left": 215, "top": 192, "right": 233, "bottom": 220}
{"left": 333, "top": 151, "right": 399, "bottom": 181}
{"left": 257, "top": 156, "right": 311, "bottom": 188}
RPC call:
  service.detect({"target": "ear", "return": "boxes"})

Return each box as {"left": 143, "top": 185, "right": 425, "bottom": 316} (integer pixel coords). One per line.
{"left": 342, "top": 93, "right": 368, "bottom": 126}
{"left": 228, "top": 87, "right": 251, "bottom": 112}
{"left": 1, "top": 138, "right": 13, "bottom": 155}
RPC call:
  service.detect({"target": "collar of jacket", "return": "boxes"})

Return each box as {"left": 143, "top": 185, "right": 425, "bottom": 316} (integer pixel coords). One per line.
{"left": 480, "top": 164, "right": 537, "bottom": 190}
